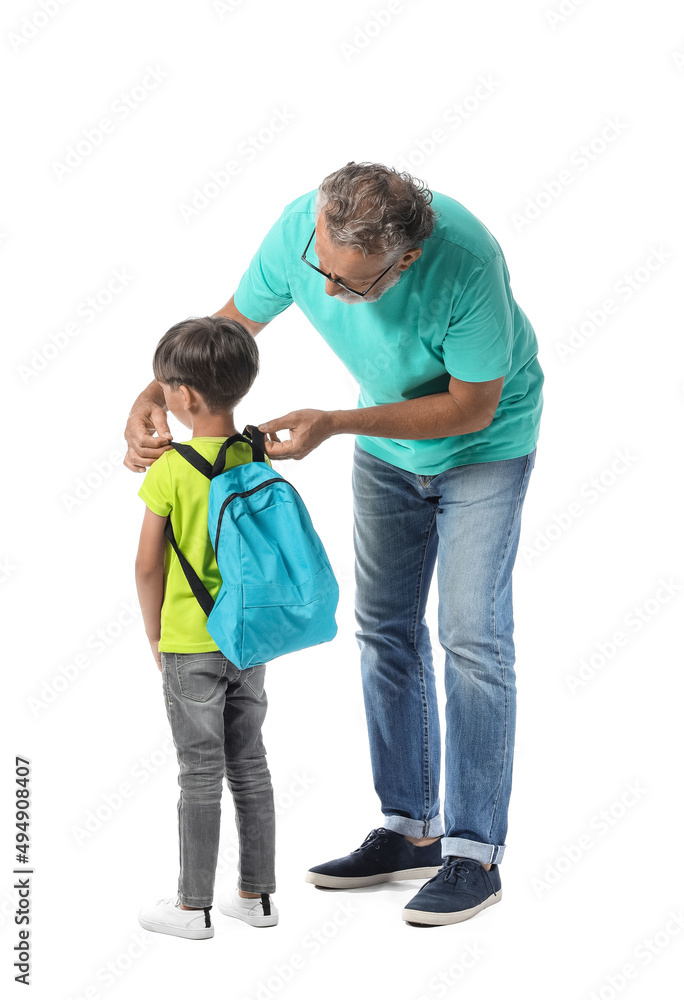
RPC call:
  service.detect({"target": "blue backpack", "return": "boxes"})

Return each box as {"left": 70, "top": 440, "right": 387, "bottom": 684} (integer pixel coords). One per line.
{"left": 164, "top": 425, "right": 339, "bottom": 669}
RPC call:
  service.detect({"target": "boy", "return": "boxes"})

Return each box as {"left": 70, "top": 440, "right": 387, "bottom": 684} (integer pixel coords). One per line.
{"left": 135, "top": 316, "right": 277, "bottom": 940}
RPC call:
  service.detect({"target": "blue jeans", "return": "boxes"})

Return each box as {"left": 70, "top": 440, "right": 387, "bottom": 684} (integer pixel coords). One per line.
{"left": 352, "top": 441, "right": 537, "bottom": 865}
{"left": 161, "top": 652, "right": 276, "bottom": 906}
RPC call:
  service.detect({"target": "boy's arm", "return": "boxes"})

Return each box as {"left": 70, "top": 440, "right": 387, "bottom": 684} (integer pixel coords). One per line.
{"left": 135, "top": 506, "right": 168, "bottom": 671}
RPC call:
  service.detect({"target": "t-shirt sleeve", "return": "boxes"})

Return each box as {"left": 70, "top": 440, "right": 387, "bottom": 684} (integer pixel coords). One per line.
{"left": 137, "top": 452, "right": 173, "bottom": 516}
{"left": 441, "top": 254, "right": 514, "bottom": 382}
{"left": 233, "top": 212, "right": 293, "bottom": 324}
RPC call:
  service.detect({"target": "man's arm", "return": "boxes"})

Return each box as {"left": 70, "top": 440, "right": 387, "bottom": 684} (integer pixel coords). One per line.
{"left": 212, "top": 295, "right": 270, "bottom": 336}
{"left": 123, "top": 297, "right": 270, "bottom": 473}
{"left": 258, "top": 375, "right": 505, "bottom": 460}
{"left": 332, "top": 375, "right": 505, "bottom": 438}
{"left": 135, "top": 506, "right": 167, "bottom": 670}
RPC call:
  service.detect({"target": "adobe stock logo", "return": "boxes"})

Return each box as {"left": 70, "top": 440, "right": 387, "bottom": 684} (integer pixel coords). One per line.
{"left": 531, "top": 781, "right": 646, "bottom": 897}
{"left": 545, "top": 0, "right": 595, "bottom": 30}
{"left": 0, "top": 557, "right": 17, "bottom": 586}
{"left": 555, "top": 246, "right": 672, "bottom": 362}
{"left": 17, "top": 269, "right": 134, "bottom": 385}
{"left": 510, "top": 117, "right": 628, "bottom": 233}
{"left": 61, "top": 445, "right": 127, "bottom": 513}
{"left": 338, "top": 1, "right": 418, "bottom": 62}
{"left": 521, "top": 448, "right": 637, "bottom": 564}
{"left": 240, "top": 902, "right": 359, "bottom": 1000}
{"left": 7, "top": 0, "right": 73, "bottom": 53}
{"left": 589, "top": 910, "right": 684, "bottom": 1000}
{"left": 27, "top": 601, "right": 141, "bottom": 716}
{"left": 394, "top": 76, "right": 501, "bottom": 172}
{"left": 213, "top": 0, "right": 247, "bottom": 15}
{"left": 177, "top": 108, "right": 297, "bottom": 223}
{"left": 564, "top": 578, "right": 683, "bottom": 694}
{"left": 51, "top": 67, "right": 168, "bottom": 180}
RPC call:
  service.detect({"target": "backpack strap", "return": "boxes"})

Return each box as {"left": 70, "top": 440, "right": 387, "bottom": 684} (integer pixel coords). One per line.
{"left": 164, "top": 434, "right": 251, "bottom": 618}
{"left": 167, "top": 442, "right": 213, "bottom": 479}
{"left": 243, "top": 424, "right": 266, "bottom": 464}
{"left": 163, "top": 430, "right": 262, "bottom": 620}
{"left": 164, "top": 517, "right": 215, "bottom": 618}
{"left": 209, "top": 432, "right": 247, "bottom": 478}
{"left": 170, "top": 433, "right": 246, "bottom": 480}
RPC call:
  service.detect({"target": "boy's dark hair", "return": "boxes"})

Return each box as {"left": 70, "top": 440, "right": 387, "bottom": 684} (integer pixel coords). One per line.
{"left": 153, "top": 316, "right": 259, "bottom": 413}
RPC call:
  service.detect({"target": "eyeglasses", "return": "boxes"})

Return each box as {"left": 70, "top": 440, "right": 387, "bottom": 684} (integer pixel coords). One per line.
{"left": 300, "top": 228, "right": 397, "bottom": 297}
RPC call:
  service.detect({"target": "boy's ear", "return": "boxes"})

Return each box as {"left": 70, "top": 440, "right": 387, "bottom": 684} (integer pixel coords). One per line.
{"left": 179, "top": 385, "right": 193, "bottom": 409}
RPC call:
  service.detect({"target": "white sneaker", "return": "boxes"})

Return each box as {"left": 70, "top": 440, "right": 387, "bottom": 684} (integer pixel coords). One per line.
{"left": 217, "top": 888, "right": 278, "bottom": 927}
{"left": 138, "top": 895, "right": 214, "bottom": 939}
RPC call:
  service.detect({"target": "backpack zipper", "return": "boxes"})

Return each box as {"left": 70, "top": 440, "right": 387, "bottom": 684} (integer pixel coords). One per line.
{"left": 214, "top": 477, "right": 301, "bottom": 551}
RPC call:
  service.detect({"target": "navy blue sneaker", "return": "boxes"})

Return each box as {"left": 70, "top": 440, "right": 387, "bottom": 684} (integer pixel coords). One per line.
{"left": 402, "top": 856, "right": 502, "bottom": 925}
{"left": 305, "top": 828, "right": 443, "bottom": 889}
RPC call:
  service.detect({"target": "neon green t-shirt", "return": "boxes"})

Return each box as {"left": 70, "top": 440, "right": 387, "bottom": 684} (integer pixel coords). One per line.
{"left": 234, "top": 188, "right": 544, "bottom": 475}
{"left": 138, "top": 437, "right": 272, "bottom": 653}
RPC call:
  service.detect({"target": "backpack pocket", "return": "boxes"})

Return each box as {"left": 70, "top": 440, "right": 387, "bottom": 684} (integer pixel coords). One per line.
{"left": 240, "top": 569, "right": 339, "bottom": 667}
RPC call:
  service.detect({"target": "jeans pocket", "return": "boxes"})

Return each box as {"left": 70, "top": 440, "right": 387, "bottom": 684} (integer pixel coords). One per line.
{"left": 243, "top": 664, "right": 266, "bottom": 699}
{"left": 175, "top": 653, "right": 227, "bottom": 703}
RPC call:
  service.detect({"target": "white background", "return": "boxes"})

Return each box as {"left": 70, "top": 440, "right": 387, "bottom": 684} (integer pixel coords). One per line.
{"left": 3, "top": 0, "right": 684, "bottom": 998}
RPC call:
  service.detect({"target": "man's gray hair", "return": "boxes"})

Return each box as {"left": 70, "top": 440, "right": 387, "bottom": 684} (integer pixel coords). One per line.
{"left": 314, "top": 161, "right": 436, "bottom": 260}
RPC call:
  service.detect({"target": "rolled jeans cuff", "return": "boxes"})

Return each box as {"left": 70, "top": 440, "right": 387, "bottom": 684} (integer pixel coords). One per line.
{"left": 441, "top": 837, "right": 505, "bottom": 865}
{"left": 383, "top": 815, "right": 445, "bottom": 838}
{"left": 178, "top": 892, "right": 213, "bottom": 908}
{"left": 238, "top": 878, "right": 276, "bottom": 894}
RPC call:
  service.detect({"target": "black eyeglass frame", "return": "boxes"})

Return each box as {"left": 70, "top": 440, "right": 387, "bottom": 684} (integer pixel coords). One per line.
{"left": 300, "top": 228, "right": 397, "bottom": 297}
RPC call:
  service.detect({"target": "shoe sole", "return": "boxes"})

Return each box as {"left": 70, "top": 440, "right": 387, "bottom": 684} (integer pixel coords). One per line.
{"left": 402, "top": 888, "right": 502, "bottom": 925}
{"left": 216, "top": 902, "right": 278, "bottom": 927}
{"left": 305, "top": 866, "right": 442, "bottom": 889}
{"left": 138, "top": 915, "right": 214, "bottom": 939}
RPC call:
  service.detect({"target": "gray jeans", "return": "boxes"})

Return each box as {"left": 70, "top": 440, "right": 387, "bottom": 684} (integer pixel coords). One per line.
{"left": 161, "top": 651, "right": 276, "bottom": 906}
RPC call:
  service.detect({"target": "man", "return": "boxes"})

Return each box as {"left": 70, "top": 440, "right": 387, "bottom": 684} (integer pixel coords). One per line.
{"left": 124, "top": 161, "right": 544, "bottom": 927}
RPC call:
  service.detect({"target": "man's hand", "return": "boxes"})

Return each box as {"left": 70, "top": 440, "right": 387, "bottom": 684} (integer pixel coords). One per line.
{"left": 124, "top": 382, "right": 173, "bottom": 472}
{"left": 258, "top": 409, "right": 335, "bottom": 460}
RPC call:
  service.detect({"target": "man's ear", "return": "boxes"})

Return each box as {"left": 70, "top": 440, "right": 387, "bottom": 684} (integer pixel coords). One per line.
{"left": 398, "top": 247, "right": 422, "bottom": 271}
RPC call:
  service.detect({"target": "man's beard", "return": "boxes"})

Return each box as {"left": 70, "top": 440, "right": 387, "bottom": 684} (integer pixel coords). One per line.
{"left": 333, "top": 265, "right": 403, "bottom": 304}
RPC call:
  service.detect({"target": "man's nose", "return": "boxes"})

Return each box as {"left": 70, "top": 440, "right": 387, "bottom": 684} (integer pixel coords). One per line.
{"left": 324, "top": 278, "right": 343, "bottom": 297}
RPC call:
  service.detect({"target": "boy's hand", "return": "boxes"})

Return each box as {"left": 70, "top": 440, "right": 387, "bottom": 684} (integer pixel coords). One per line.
{"left": 258, "top": 409, "right": 334, "bottom": 460}
{"left": 150, "top": 641, "right": 163, "bottom": 672}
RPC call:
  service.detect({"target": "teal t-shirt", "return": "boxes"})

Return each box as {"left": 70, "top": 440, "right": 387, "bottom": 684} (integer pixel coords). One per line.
{"left": 234, "top": 189, "right": 544, "bottom": 475}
